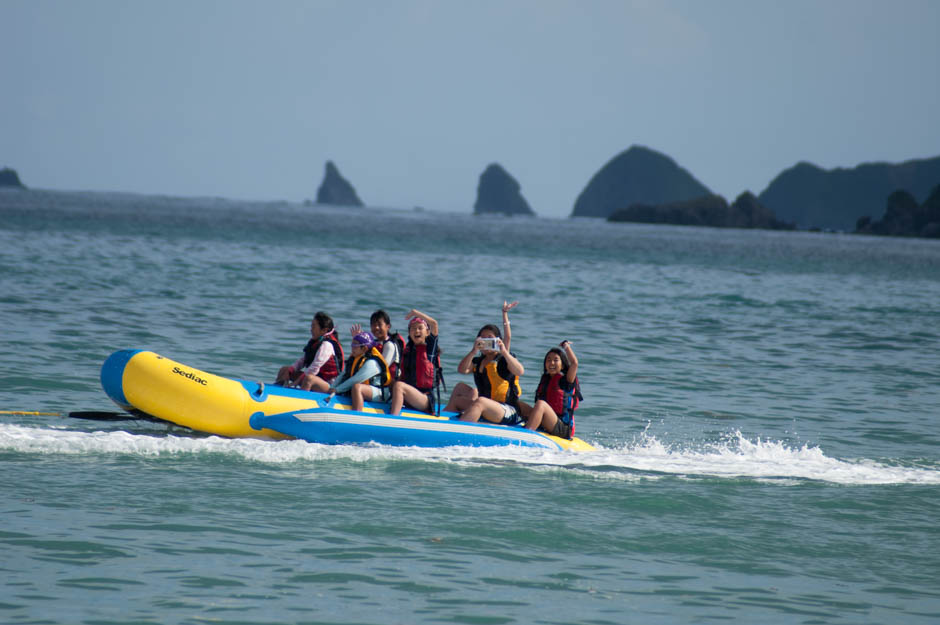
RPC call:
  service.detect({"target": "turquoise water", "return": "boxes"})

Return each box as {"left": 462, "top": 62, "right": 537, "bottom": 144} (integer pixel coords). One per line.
{"left": 1, "top": 189, "right": 939, "bottom": 624}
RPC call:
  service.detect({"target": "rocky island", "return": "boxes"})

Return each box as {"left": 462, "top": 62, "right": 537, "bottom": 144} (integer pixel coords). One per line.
{"left": 0, "top": 167, "right": 26, "bottom": 189}
{"left": 608, "top": 192, "right": 794, "bottom": 230}
{"left": 315, "top": 161, "right": 363, "bottom": 207}
{"left": 571, "top": 146, "right": 711, "bottom": 218}
{"left": 758, "top": 156, "right": 940, "bottom": 231}
{"left": 855, "top": 185, "right": 940, "bottom": 238}
{"left": 474, "top": 163, "right": 534, "bottom": 216}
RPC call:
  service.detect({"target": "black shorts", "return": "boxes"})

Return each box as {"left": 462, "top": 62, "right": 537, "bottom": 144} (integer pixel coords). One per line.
{"left": 408, "top": 388, "right": 435, "bottom": 414}
{"left": 549, "top": 419, "right": 572, "bottom": 439}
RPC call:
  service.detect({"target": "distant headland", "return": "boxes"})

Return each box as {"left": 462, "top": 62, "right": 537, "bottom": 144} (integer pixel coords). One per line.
{"left": 855, "top": 185, "right": 940, "bottom": 238}
{"left": 562, "top": 145, "right": 940, "bottom": 237}
{"left": 9, "top": 143, "right": 939, "bottom": 238}
{"left": 296, "top": 150, "right": 940, "bottom": 237}
{"left": 608, "top": 192, "right": 793, "bottom": 231}
{"left": 757, "top": 157, "right": 940, "bottom": 232}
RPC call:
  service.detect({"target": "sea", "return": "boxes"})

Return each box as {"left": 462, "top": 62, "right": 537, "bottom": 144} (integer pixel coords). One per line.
{"left": 1, "top": 188, "right": 939, "bottom": 625}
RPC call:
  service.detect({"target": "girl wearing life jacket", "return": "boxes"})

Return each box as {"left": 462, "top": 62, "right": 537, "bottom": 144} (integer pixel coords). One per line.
{"left": 276, "top": 311, "right": 344, "bottom": 392}
{"left": 327, "top": 331, "right": 392, "bottom": 412}
{"left": 389, "top": 310, "right": 441, "bottom": 415}
{"left": 457, "top": 302, "right": 527, "bottom": 427}
{"left": 445, "top": 301, "right": 518, "bottom": 414}
{"left": 522, "top": 341, "right": 582, "bottom": 439}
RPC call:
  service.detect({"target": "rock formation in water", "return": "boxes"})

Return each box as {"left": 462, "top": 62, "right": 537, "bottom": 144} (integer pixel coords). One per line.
{"left": 608, "top": 192, "right": 794, "bottom": 230}
{"left": 0, "top": 167, "right": 26, "bottom": 189}
{"left": 571, "top": 145, "right": 711, "bottom": 218}
{"left": 855, "top": 184, "right": 940, "bottom": 238}
{"left": 757, "top": 156, "right": 940, "bottom": 231}
{"left": 474, "top": 163, "right": 535, "bottom": 216}
{"left": 315, "top": 161, "right": 363, "bottom": 207}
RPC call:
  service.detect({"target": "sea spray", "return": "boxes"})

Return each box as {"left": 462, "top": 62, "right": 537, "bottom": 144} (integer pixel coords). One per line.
{"left": 3, "top": 423, "right": 938, "bottom": 486}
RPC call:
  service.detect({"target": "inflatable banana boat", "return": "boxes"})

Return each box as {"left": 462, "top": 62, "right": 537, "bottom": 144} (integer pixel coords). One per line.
{"left": 100, "top": 350, "right": 595, "bottom": 451}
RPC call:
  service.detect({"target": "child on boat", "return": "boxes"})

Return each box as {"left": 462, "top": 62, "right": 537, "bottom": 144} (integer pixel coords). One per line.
{"left": 389, "top": 310, "right": 442, "bottom": 415}
{"left": 445, "top": 301, "right": 517, "bottom": 413}
{"left": 455, "top": 302, "right": 526, "bottom": 426}
{"left": 326, "top": 331, "right": 392, "bottom": 411}
{"left": 350, "top": 309, "right": 404, "bottom": 382}
{"left": 520, "top": 341, "right": 582, "bottom": 439}
{"left": 276, "top": 311, "right": 344, "bottom": 392}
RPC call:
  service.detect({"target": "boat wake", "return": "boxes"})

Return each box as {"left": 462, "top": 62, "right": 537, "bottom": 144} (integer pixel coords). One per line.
{"left": 2, "top": 423, "right": 938, "bottom": 486}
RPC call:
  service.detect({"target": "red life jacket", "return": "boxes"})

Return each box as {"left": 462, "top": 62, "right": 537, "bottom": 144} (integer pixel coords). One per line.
{"left": 535, "top": 373, "right": 581, "bottom": 425}
{"left": 400, "top": 336, "right": 439, "bottom": 392}
{"left": 302, "top": 331, "right": 344, "bottom": 380}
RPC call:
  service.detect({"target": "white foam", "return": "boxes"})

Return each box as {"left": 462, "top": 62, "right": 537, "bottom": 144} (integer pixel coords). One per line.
{"left": 2, "top": 424, "right": 938, "bottom": 485}
{"left": 579, "top": 430, "right": 940, "bottom": 485}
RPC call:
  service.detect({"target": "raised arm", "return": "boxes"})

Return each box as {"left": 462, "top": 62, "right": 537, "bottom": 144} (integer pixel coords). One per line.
{"left": 501, "top": 301, "right": 517, "bottom": 350}
{"left": 498, "top": 339, "right": 524, "bottom": 377}
{"left": 331, "top": 358, "right": 381, "bottom": 394}
{"left": 405, "top": 309, "right": 439, "bottom": 336}
{"left": 561, "top": 340, "right": 578, "bottom": 383}
{"left": 457, "top": 338, "right": 482, "bottom": 374}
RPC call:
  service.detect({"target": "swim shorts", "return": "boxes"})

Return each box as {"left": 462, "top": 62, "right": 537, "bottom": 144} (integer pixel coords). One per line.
{"left": 498, "top": 403, "right": 523, "bottom": 426}
{"left": 549, "top": 418, "right": 572, "bottom": 439}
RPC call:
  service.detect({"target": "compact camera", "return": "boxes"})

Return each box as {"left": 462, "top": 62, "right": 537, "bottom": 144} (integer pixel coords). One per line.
{"left": 479, "top": 337, "right": 500, "bottom": 351}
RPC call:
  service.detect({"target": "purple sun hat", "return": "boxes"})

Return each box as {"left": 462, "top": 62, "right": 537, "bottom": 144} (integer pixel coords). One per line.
{"left": 352, "top": 331, "right": 376, "bottom": 349}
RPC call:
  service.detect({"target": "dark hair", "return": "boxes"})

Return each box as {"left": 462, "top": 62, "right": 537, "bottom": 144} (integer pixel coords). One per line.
{"left": 370, "top": 309, "right": 391, "bottom": 326}
{"left": 476, "top": 324, "right": 501, "bottom": 339}
{"left": 543, "top": 347, "right": 569, "bottom": 374}
{"left": 313, "top": 311, "right": 334, "bottom": 332}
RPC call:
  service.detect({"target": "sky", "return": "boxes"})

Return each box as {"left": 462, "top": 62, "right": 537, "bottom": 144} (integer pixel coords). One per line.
{"left": 2, "top": 0, "right": 939, "bottom": 217}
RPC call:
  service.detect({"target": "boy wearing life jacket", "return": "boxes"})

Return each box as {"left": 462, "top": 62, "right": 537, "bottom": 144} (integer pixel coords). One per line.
{"left": 327, "top": 331, "right": 392, "bottom": 412}
{"left": 276, "top": 311, "right": 344, "bottom": 392}
{"left": 350, "top": 309, "right": 404, "bottom": 382}
{"left": 389, "top": 309, "right": 441, "bottom": 415}
{"left": 521, "top": 341, "right": 582, "bottom": 439}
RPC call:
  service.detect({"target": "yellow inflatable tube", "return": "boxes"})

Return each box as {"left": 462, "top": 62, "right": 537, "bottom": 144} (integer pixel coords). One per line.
{"left": 100, "top": 349, "right": 596, "bottom": 451}
{"left": 102, "top": 350, "right": 300, "bottom": 439}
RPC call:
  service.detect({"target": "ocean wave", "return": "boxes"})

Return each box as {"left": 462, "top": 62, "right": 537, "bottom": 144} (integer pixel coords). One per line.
{"left": 2, "top": 423, "right": 938, "bottom": 486}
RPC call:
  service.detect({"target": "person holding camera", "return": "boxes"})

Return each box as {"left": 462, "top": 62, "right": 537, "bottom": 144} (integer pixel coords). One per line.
{"left": 451, "top": 302, "right": 525, "bottom": 426}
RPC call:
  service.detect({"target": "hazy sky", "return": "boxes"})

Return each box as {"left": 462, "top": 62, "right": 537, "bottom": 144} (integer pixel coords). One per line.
{"left": 3, "top": 0, "right": 939, "bottom": 217}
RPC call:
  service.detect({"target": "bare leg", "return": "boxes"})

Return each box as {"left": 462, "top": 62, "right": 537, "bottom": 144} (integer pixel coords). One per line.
{"left": 390, "top": 381, "right": 431, "bottom": 415}
{"left": 350, "top": 384, "right": 368, "bottom": 412}
{"left": 460, "top": 396, "right": 506, "bottom": 424}
{"left": 404, "top": 386, "right": 431, "bottom": 413}
{"left": 300, "top": 374, "right": 331, "bottom": 392}
{"left": 445, "top": 382, "right": 478, "bottom": 412}
{"left": 390, "top": 381, "right": 406, "bottom": 415}
{"left": 525, "top": 400, "right": 559, "bottom": 431}
{"left": 276, "top": 365, "right": 293, "bottom": 385}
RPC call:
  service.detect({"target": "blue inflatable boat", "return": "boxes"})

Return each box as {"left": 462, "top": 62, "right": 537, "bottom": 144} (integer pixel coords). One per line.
{"left": 100, "top": 350, "right": 595, "bottom": 452}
